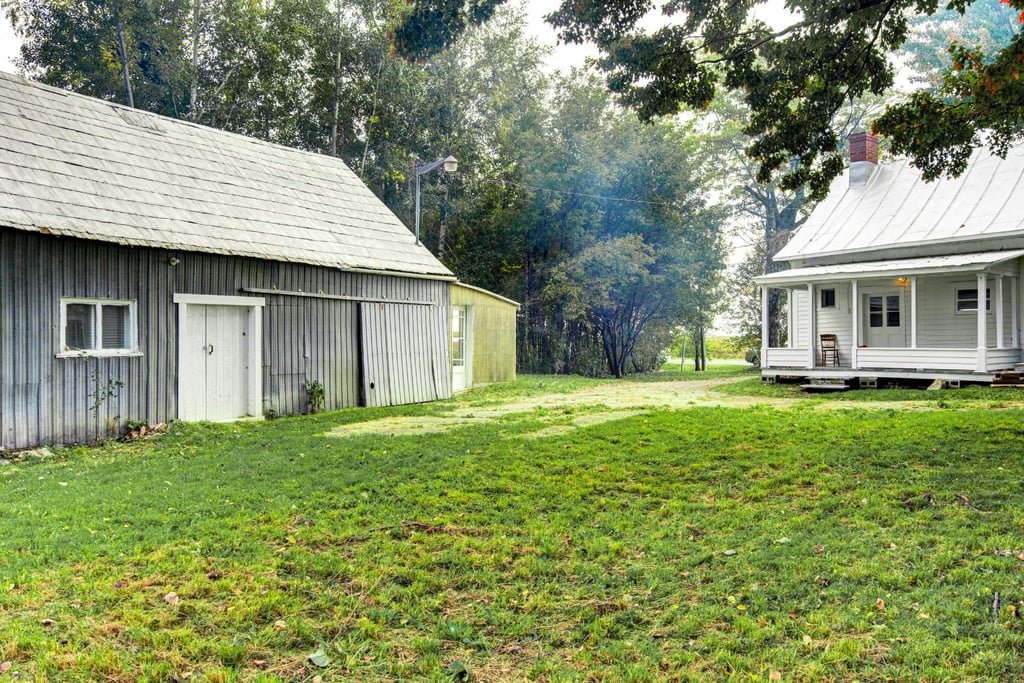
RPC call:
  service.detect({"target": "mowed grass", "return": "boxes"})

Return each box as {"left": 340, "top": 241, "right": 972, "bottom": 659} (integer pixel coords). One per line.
{"left": 2, "top": 376, "right": 1024, "bottom": 681}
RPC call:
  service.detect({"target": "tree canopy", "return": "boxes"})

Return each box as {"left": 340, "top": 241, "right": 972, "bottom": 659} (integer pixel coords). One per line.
{"left": 2, "top": 2, "right": 725, "bottom": 376}
{"left": 392, "top": 0, "right": 1024, "bottom": 199}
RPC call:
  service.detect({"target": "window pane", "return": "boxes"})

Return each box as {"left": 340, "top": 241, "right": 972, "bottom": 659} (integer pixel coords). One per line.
{"left": 101, "top": 304, "right": 130, "bottom": 349}
{"left": 821, "top": 289, "right": 836, "bottom": 308}
{"left": 886, "top": 295, "right": 900, "bottom": 327}
{"left": 869, "top": 296, "right": 882, "bottom": 327}
{"left": 66, "top": 303, "right": 95, "bottom": 349}
{"left": 957, "top": 289, "right": 978, "bottom": 312}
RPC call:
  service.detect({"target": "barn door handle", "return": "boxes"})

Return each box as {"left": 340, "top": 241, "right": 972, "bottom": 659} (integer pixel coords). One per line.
{"left": 207, "top": 344, "right": 214, "bottom": 355}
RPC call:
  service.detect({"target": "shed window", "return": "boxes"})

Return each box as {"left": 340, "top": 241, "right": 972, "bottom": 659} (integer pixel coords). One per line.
{"left": 955, "top": 287, "right": 991, "bottom": 313}
{"left": 820, "top": 288, "right": 836, "bottom": 308}
{"left": 61, "top": 298, "right": 137, "bottom": 355}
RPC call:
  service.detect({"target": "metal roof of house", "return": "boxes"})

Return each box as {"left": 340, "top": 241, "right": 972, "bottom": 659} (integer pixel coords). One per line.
{"left": 776, "top": 143, "right": 1024, "bottom": 264}
{"left": 755, "top": 250, "right": 1024, "bottom": 287}
{"left": 0, "top": 71, "right": 453, "bottom": 279}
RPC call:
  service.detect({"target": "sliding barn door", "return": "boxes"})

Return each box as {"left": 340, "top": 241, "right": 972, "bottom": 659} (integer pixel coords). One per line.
{"left": 360, "top": 302, "right": 450, "bottom": 407}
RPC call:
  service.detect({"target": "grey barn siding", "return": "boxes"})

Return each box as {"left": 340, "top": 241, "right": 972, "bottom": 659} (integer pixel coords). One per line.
{"left": 360, "top": 302, "right": 451, "bottom": 407}
{"left": 0, "top": 230, "right": 451, "bottom": 450}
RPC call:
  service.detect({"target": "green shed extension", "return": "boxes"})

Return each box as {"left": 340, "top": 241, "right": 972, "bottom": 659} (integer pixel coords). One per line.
{"left": 450, "top": 283, "right": 519, "bottom": 391}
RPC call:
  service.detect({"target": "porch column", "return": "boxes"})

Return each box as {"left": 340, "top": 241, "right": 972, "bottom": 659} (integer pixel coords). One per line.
{"left": 786, "top": 289, "right": 793, "bottom": 348}
{"left": 1013, "top": 277, "right": 1019, "bottom": 349}
{"left": 909, "top": 277, "right": 918, "bottom": 349}
{"left": 995, "top": 276, "right": 1005, "bottom": 349}
{"left": 807, "top": 283, "right": 816, "bottom": 369}
{"left": 851, "top": 279, "right": 859, "bottom": 369}
{"left": 977, "top": 273, "right": 988, "bottom": 372}
{"left": 760, "top": 286, "right": 769, "bottom": 367}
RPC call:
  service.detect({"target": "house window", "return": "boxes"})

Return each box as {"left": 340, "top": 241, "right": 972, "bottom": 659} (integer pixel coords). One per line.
{"left": 61, "top": 298, "right": 137, "bottom": 355}
{"left": 820, "top": 288, "right": 836, "bottom": 308}
{"left": 868, "top": 295, "right": 900, "bottom": 328}
{"left": 955, "top": 287, "right": 991, "bottom": 313}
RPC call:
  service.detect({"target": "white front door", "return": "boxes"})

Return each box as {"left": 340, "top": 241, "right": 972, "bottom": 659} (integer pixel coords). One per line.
{"left": 451, "top": 306, "right": 468, "bottom": 391}
{"left": 864, "top": 290, "right": 907, "bottom": 348}
{"left": 175, "top": 294, "right": 264, "bottom": 421}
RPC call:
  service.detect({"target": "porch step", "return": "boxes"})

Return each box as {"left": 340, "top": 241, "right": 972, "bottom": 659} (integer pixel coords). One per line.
{"left": 993, "top": 370, "right": 1024, "bottom": 385}
{"left": 800, "top": 381, "right": 850, "bottom": 393}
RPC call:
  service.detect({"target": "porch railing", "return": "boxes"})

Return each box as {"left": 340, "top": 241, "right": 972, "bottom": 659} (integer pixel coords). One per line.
{"left": 763, "top": 347, "right": 808, "bottom": 368}
{"left": 764, "top": 347, "right": 1021, "bottom": 373}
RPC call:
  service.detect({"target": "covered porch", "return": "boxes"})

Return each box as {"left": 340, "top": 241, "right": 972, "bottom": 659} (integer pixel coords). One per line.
{"left": 755, "top": 251, "right": 1024, "bottom": 379}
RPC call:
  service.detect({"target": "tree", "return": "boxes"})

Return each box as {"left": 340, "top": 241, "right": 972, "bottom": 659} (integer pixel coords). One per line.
{"left": 901, "top": 0, "right": 1019, "bottom": 90}
{"left": 3, "top": 0, "right": 190, "bottom": 114}
{"left": 547, "top": 235, "right": 660, "bottom": 377}
{"left": 391, "top": 0, "right": 1024, "bottom": 198}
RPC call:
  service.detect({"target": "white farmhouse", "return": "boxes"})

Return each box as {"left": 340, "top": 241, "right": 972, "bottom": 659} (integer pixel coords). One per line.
{"left": 756, "top": 133, "right": 1024, "bottom": 386}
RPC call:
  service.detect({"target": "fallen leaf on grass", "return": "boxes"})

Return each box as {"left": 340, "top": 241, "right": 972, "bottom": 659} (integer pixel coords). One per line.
{"left": 1, "top": 662, "right": 11, "bottom": 672}
{"left": 164, "top": 592, "right": 179, "bottom": 605}
{"left": 309, "top": 646, "right": 331, "bottom": 668}
{"left": 769, "top": 670, "right": 782, "bottom": 682}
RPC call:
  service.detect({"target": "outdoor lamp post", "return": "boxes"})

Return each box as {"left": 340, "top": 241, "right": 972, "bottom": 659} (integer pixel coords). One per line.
{"left": 414, "top": 155, "right": 458, "bottom": 246}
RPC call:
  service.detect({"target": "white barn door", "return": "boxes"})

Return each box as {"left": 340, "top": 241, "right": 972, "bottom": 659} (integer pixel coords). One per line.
{"left": 175, "top": 294, "right": 264, "bottom": 421}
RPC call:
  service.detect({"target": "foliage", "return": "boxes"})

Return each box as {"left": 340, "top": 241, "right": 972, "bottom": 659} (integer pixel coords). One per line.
{"left": 2, "top": 2, "right": 728, "bottom": 378}
{"left": 902, "top": 0, "right": 1020, "bottom": 90}
{"left": 548, "top": 235, "right": 664, "bottom": 377}
{"left": 303, "top": 379, "right": 326, "bottom": 414}
{"left": 393, "top": 0, "right": 1024, "bottom": 198}
{"left": 88, "top": 369, "right": 124, "bottom": 415}
{"left": 3, "top": 388, "right": 1024, "bottom": 679}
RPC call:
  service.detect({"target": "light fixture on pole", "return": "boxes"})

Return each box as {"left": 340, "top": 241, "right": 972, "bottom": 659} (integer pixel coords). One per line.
{"left": 414, "top": 155, "right": 458, "bottom": 246}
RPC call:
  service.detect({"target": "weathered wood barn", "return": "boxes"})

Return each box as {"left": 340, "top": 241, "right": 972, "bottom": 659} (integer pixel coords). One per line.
{"left": 0, "top": 71, "right": 457, "bottom": 450}
{"left": 756, "top": 133, "right": 1024, "bottom": 386}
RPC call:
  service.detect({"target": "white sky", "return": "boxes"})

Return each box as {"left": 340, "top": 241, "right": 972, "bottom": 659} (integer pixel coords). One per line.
{"left": 1, "top": 13, "right": 17, "bottom": 72}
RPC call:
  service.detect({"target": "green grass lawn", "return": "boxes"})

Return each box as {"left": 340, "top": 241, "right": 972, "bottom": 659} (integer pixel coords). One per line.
{"left": 3, "top": 373, "right": 1024, "bottom": 681}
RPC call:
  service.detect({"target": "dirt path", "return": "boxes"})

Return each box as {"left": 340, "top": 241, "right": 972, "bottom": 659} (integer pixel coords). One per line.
{"left": 327, "top": 376, "right": 960, "bottom": 439}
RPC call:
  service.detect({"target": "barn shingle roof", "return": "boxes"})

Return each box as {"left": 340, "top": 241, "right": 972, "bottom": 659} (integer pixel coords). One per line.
{"left": 0, "top": 71, "right": 453, "bottom": 278}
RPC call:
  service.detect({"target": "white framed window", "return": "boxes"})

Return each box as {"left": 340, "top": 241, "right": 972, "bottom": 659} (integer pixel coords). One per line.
{"left": 955, "top": 287, "right": 991, "bottom": 314}
{"left": 59, "top": 298, "right": 139, "bottom": 357}
{"left": 820, "top": 288, "right": 836, "bottom": 308}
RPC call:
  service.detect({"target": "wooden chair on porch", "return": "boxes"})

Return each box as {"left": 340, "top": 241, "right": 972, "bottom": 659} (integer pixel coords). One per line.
{"left": 820, "top": 334, "right": 840, "bottom": 367}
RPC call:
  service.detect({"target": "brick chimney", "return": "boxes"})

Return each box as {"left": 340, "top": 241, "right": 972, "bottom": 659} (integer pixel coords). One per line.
{"left": 849, "top": 132, "right": 879, "bottom": 186}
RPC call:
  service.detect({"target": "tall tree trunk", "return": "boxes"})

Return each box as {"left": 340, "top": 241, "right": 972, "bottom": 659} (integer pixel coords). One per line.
{"left": 113, "top": 2, "right": 134, "bottom": 109}
{"left": 330, "top": 0, "right": 341, "bottom": 156}
{"left": 693, "top": 320, "right": 706, "bottom": 372}
{"left": 437, "top": 180, "right": 450, "bottom": 259}
{"left": 189, "top": 0, "right": 200, "bottom": 121}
